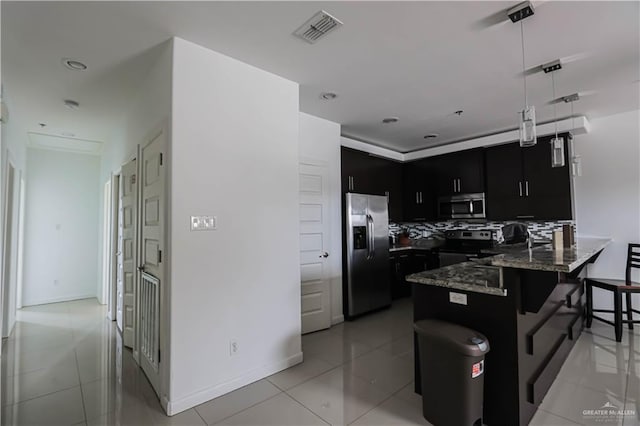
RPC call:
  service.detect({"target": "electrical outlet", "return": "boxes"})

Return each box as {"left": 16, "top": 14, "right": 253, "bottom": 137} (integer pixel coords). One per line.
{"left": 230, "top": 340, "right": 239, "bottom": 356}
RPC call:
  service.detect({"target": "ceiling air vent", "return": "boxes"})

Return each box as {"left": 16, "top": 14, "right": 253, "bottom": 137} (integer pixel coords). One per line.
{"left": 293, "top": 10, "right": 343, "bottom": 44}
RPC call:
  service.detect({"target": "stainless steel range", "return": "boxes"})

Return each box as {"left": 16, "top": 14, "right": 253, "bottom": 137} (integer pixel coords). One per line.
{"left": 438, "top": 229, "right": 495, "bottom": 267}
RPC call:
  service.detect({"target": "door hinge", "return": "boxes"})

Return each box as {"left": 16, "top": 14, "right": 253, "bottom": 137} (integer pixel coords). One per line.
{"left": 158, "top": 250, "right": 162, "bottom": 263}
{"left": 160, "top": 153, "right": 163, "bottom": 166}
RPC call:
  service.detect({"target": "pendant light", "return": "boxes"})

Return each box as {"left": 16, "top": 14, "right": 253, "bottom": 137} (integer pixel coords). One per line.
{"left": 549, "top": 70, "right": 565, "bottom": 167}
{"left": 518, "top": 20, "right": 536, "bottom": 147}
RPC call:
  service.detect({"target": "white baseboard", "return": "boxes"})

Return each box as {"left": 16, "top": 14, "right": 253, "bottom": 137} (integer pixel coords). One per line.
{"left": 332, "top": 314, "right": 344, "bottom": 325}
{"left": 22, "top": 294, "right": 97, "bottom": 307}
{"left": 165, "top": 351, "right": 304, "bottom": 416}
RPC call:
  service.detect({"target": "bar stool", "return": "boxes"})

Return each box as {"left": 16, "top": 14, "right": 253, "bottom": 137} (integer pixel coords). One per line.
{"left": 586, "top": 243, "right": 640, "bottom": 342}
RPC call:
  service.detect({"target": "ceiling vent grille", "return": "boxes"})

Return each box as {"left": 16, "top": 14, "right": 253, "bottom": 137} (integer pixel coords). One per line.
{"left": 293, "top": 10, "right": 343, "bottom": 44}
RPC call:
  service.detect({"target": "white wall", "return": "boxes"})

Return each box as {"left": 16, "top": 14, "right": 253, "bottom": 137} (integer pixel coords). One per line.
{"left": 299, "top": 112, "right": 343, "bottom": 324}
{"left": 98, "top": 41, "right": 172, "bottom": 301}
{"left": 573, "top": 109, "right": 640, "bottom": 311}
{"left": 22, "top": 148, "right": 100, "bottom": 306}
{"left": 168, "top": 37, "right": 300, "bottom": 414}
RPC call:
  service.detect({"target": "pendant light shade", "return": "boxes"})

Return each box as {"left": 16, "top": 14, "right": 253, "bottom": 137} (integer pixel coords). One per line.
{"left": 519, "top": 105, "right": 537, "bottom": 147}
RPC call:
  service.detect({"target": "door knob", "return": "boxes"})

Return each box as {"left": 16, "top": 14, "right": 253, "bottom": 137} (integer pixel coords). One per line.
{"left": 319, "top": 252, "right": 329, "bottom": 258}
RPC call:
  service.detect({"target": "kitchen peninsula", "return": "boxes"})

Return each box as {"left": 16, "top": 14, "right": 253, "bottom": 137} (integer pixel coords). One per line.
{"left": 407, "top": 238, "right": 611, "bottom": 426}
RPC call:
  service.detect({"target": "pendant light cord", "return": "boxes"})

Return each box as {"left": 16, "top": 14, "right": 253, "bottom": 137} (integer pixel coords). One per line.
{"left": 520, "top": 20, "right": 528, "bottom": 108}
{"left": 552, "top": 72, "right": 558, "bottom": 138}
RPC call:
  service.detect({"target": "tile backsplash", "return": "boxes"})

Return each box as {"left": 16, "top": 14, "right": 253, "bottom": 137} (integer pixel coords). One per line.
{"left": 389, "top": 220, "right": 575, "bottom": 242}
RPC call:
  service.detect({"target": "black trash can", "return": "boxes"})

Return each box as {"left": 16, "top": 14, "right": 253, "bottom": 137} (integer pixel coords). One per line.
{"left": 413, "top": 319, "right": 490, "bottom": 426}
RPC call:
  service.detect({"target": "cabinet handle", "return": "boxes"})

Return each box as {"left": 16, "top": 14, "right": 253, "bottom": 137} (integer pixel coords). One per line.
{"left": 419, "top": 192, "right": 423, "bottom": 204}
{"left": 453, "top": 179, "right": 456, "bottom": 193}
{"left": 415, "top": 192, "right": 419, "bottom": 204}
{"left": 518, "top": 181, "right": 523, "bottom": 197}
{"left": 458, "top": 178, "right": 462, "bottom": 193}
{"left": 517, "top": 215, "right": 535, "bottom": 219}
{"left": 414, "top": 217, "right": 426, "bottom": 221}
{"left": 525, "top": 181, "right": 529, "bottom": 197}
{"left": 351, "top": 176, "right": 354, "bottom": 191}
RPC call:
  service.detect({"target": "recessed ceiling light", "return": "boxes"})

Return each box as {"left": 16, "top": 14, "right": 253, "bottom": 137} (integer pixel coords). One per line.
{"left": 320, "top": 92, "right": 338, "bottom": 100}
{"left": 64, "top": 99, "right": 80, "bottom": 110}
{"left": 454, "top": 110, "right": 464, "bottom": 116}
{"left": 382, "top": 117, "right": 399, "bottom": 124}
{"left": 62, "top": 58, "right": 88, "bottom": 71}
{"left": 423, "top": 133, "right": 439, "bottom": 139}
{"left": 61, "top": 131, "right": 76, "bottom": 137}
{"left": 38, "top": 123, "right": 47, "bottom": 128}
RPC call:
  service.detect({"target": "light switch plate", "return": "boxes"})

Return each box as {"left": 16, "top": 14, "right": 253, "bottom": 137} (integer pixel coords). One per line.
{"left": 190, "top": 215, "right": 217, "bottom": 231}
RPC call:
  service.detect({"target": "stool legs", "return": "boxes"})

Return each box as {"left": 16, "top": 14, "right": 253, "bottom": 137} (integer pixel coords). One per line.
{"left": 626, "top": 293, "right": 634, "bottom": 330}
{"left": 614, "top": 291, "right": 623, "bottom": 342}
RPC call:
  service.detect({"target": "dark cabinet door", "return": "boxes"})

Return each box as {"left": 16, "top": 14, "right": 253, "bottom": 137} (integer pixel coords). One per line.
{"left": 433, "top": 149, "right": 485, "bottom": 196}
{"left": 341, "top": 147, "right": 405, "bottom": 221}
{"left": 457, "top": 149, "right": 485, "bottom": 194}
{"left": 485, "top": 137, "right": 573, "bottom": 220}
{"left": 341, "top": 147, "right": 375, "bottom": 194}
{"left": 402, "top": 159, "right": 437, "bottom": 221}
{"left": 485, "top": 142, "right": 527, "bottom": 220}
{"left": 522, "top": 134, "right": 572, "bottom": 219}
{"left": 385, "top": 160, "right": 404, "bottom": 222}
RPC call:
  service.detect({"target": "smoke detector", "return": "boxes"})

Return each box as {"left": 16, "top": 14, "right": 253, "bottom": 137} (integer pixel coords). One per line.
{"left": 293, "top": 10, "right": 343, "bottom": 44}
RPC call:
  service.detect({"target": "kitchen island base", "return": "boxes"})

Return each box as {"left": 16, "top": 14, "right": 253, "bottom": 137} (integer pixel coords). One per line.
{"left": 413, "top": 267, "right": 587, "bottom": 426}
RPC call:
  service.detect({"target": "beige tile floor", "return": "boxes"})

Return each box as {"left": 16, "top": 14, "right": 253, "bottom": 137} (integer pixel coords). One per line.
{"left": 1, "top": 298, "right": 639, "bottom": 425}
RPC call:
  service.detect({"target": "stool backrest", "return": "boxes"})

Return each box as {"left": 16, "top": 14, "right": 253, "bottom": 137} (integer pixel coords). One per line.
{"left": 627, "top": 243, "right": 640, "bottom": 285}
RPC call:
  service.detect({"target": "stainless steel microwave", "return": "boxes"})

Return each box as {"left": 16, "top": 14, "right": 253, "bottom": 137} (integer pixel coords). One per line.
{"left": 438, "top": 193, "right": 486, "bottom": 219}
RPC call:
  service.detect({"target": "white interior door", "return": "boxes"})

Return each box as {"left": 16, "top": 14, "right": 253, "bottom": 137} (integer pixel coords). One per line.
{"left": 117, "top": 159, "right": 137, "bottom": 348}
{"left": 2, "top": 162, "right": 19, "bottom": 338}
{"left": 139, "top": 130, "right": 165, "bottom": 397}
{"left": 299, "top": 161, "right": 331, "bottom": 334}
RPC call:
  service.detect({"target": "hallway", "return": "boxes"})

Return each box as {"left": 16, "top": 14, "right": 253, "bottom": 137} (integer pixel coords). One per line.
{"left": 0, "top": 299, "right": 180, "bottom": 425}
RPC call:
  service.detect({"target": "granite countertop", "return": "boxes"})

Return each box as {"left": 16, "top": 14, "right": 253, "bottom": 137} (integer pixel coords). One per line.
{"left": 489, "top": 237, "right": 611, "bottom": 272}
{"left": 406, "top": 259, "right": 508, "bottom": 296}
{"left": 405, "top": 237, "right": 611, "bottom": 296}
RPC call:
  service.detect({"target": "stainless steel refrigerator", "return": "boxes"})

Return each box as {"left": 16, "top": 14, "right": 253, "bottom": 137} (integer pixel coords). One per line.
{"left": 344, "top": 193, "right": 391, "bottom": 319}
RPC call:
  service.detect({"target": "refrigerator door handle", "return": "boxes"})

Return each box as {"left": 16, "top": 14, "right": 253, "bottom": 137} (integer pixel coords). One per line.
{"left": 368, "top": 214, "right": 376, "bottom": 259}
{"left": 366, "top": 214, "right": 375, "bottom": 259}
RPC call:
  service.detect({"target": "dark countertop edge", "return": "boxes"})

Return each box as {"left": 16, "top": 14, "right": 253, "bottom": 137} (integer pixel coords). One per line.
{"left": 389, "top": 241, "right": 444, "bottom": 253}
{"left": 407, "top": 274, "right": 508, "bottom": 297}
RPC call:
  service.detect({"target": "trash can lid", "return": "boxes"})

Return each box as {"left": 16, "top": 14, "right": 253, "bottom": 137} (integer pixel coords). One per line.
{"left": 414, "top": 319, "right": 490, "bottom": 357}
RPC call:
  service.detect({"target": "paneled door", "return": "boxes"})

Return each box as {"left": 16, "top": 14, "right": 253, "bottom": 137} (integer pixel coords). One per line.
{"left": 299, "top": 161, "right": 331, "bottom": 334}
{"left": 138, "top": 129, "right": 165, "bottom": 397}
{"left": 117, "top": 158, "right": 138, "bottom": 348}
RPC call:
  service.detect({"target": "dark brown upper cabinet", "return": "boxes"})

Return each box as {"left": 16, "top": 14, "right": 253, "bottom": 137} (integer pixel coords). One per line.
{"left": 340, "top": 147, "right": 404, "bottom": 222}
{"left": 432, "top": 148, "right": 486, "bottom": 196}
{"left": 402, "top": 158, "right": 438, "bottom": 222}
{"left": 485, "top": 134, "right": 572, "bottom": 220}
